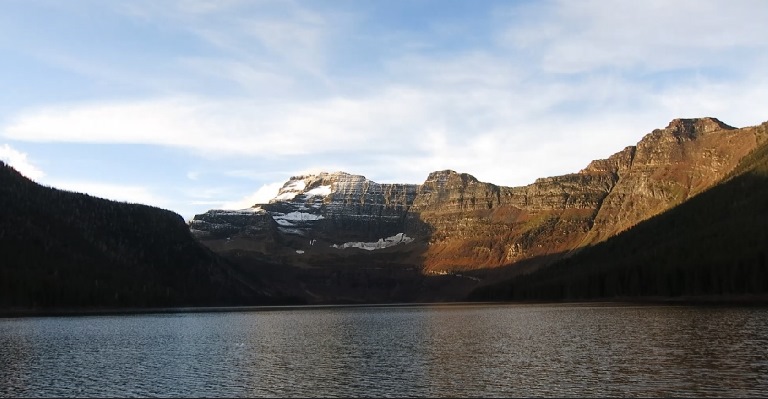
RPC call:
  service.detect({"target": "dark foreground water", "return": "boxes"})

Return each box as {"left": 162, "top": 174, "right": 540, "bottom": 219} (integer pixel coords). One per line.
{"left": 1, "top": 303, "right": 767, "bottom": 397}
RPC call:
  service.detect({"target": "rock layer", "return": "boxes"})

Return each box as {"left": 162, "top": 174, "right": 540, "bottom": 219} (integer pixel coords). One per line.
{"left": 190, "top": 118, "right": 768, "bottom": 273}
{"left": 264, "top": 171, "right": 421, "bottom": 241}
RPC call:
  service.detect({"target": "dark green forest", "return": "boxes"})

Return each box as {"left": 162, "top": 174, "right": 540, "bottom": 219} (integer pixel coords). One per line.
{"left": 468, "top": 139, "right": 768, "bottom": 302}
{"left": 0, "top": 161, "right": 290, "bottom": 311}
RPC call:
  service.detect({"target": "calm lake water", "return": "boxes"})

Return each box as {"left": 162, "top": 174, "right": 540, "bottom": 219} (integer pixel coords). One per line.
{"left": 1, "top": 303, "right": 767, "bottom": 397}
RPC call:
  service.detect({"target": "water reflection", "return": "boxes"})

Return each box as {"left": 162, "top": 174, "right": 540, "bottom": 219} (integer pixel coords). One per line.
{"left": 1, "top": 304, "right": 767, "bottom": 397}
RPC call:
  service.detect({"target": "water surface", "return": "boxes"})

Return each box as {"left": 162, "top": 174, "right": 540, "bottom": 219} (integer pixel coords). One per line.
{"left": 1, "top": 303, "right": 767, "bottom": 397}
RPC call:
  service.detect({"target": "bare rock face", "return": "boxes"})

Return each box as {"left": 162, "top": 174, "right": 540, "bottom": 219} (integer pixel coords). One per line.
{"left": 413, "top": 170, "right": 501, "bottom": 212}
{"left": 589, "top": 117, "right": 755, "bottom": 242}
{"left": 189, "top": 209, "right": 278, "bottom": 240}
{"left": 415, "top": 168, "right": 619, "bottom": 271}
{"left": 311, "top": 172, "right": 420, "bottom": 241}
{"left": 192, "top": 172, "right": 422, "bottom": 248}
{"left": 190, "top": 117, "right": 768, "bottom": 274}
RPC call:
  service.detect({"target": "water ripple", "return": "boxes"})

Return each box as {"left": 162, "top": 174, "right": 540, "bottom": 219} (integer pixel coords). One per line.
{"left": 1, "top": 304, "right": 767, "bottom": 397}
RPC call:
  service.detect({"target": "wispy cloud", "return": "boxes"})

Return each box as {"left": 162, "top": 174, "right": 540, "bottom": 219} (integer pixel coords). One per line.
{"left": 0, "top": 144, "right": 46, "bottom": 180}
{"left": 219, "top": 182, "right": 283, "bottom": 210}
{"left": 119, "top": 0, "right": 338, "bottom": 88}
{"left": 2, "top": 0, "right": 767, "bottom": 218}
{"left": 47, "top": 180, "right": 169, "bottom": 208}
{"left": 498, "top": 0, "right": 768, "bottom": 74}
{"left": 4, "top": 72, "right": 768, "bottom": 187}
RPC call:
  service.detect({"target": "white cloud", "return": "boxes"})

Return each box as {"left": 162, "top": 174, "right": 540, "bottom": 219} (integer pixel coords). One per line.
{"left": 121, "top": 0, "right": 336, "bottom": 83}
{"left": 239, "top": 14, "right": 328, "bottom": 72}
{"left": 3, "top": 0, "right": 768, "bottom": 213}
{"left": 179, "top": 57, "right": 297, "bottom": 95}
{"left": 499, "top": 0, "right": 768, "bottom": 74}
{"left": 0, "top": 144, "right": 46, "bottom": 180}
{"left": 220, "top": 182, "right": 283, "bottom": 210}
{"left": 46, "top": 180, "right": 169, "bottom": 208}
{"left": 4, "top": 63, "right": 768, "bottom": 189}
{"left": 656, "top": 77, "right": 768, "bottom": 126}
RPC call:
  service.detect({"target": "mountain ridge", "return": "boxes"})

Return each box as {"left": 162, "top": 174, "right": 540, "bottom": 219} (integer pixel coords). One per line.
{"left": 192, "top": 117, "right": 766, "bottom": 278}
{"left": 468, "top": 118, "right": 768, "bottom": 302}
{"left": 4, "top": 116, "right": 764, "bottom": 309}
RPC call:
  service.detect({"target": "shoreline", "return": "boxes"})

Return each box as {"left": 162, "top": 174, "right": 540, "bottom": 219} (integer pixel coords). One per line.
{"left": 3, "top": 295, "right": 768, "bottom": 318}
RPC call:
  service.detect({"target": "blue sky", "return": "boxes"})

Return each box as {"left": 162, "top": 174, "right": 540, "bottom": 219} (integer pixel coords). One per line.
{"left": 1, "top": 0, "right": 767, "bottom": 220}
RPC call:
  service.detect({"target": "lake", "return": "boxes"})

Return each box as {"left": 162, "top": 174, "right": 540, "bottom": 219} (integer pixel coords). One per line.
{"left": 1, "top": 303, "right": 767, "bottom": 397}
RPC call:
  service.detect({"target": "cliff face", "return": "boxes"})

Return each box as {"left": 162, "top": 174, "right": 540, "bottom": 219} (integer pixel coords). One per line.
{"left": 190, "top": 209, "right": 279, "bottom": 239}
{"left": 413, "top": 166, "right": 621, "bottom": 270}
{"left": 262, "top": 171, "right": 421, "bottom": 242}
{"left": 190, "top": 117, "right": 768, "bottom": 274}
{"left": 470, "top": 120, "right": 768, "bottom": 302}
{"left": 588, "top": 118, "right": 759, "bottom": 242}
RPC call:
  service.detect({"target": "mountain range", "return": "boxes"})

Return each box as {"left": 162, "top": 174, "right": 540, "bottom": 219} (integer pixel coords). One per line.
{"left": 190, "top": 117, "right": 768, "bottom": 303}
{"left": 2, "top": 116, "right": 767, "bottom": 311}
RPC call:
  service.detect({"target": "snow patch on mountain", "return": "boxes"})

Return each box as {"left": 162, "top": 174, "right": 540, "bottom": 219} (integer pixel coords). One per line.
{"left": 305, "top": 185, "right": 331, "bottom": 197}
{"left": 278, "top": 227, "right": 306, "bottom": 236}
{"left": 331, "top": 233, "right": 413, "bottom": 251}
{"left": 275, "top": 211, "right": 325, "bottom": 221}
{"left": 272, "top": 180, "right": 307, "bottom": 202}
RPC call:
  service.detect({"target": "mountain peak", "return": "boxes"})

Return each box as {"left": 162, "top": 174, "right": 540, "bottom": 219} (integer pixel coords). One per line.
{"left": 287, "top": 171, "right": 352, "bottom": 181}
{"left": 425, "top": 169, "right": 480, "bottom": 183}
{"left": 268, "top": 171, "right": 375, "bottom": 204}
{"left": 665, "top": 117, "right": 736, "bottom": 135}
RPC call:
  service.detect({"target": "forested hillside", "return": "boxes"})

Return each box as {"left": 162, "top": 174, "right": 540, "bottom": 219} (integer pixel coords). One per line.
{"left": 0, "top": 161, "right": 288, "bottom": 311}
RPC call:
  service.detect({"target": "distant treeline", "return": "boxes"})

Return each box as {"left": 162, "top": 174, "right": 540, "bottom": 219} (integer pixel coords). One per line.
{"left": 0, "top": 162, "right": 293, "bottom": 310}
{"left": 469, "top": 140, "right": 768, "bottom": 302}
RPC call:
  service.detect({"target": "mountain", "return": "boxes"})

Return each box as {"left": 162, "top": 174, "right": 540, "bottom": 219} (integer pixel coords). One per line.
{"left": 191, "top": 118, "right": 768, "bottom": 303}
{"left": 415, "top": 117, "right": 764, "bottom": 271}
{"left": 3, "top": 116, "right": 764, "bottom": 310}
{"left": 191, "top": 171, "right": 421, "bottom": 244}
{"left": 0, "top": 161, "right": 301, "bottom": 312}
{"left": 468, "top": 120, "right": 768, "bottom": 302}
{"left": 189, "top": 172, "right": 438, "bottom": 303}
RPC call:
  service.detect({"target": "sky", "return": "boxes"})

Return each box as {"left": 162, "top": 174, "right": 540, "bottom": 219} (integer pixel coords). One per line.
{"left": 1, "top": 0, "right": 767, "bottom": 221}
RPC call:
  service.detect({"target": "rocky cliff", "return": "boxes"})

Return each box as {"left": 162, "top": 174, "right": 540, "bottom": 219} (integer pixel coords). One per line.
{"left": 190, "top": 117, "right": 768, "bottom": 275}
{"left": 588, "top": 118, "right": 759, "bottom": 242}
{"left": 470, "top": 119, "right": 768, "bottom": 302}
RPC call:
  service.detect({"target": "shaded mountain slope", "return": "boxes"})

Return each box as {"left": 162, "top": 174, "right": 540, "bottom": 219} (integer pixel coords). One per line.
{"left": 467, "top": 126, "right": 768, "bottom": 302}
{"left": 0, "top": 161, "right": 289, "bottom": 310}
